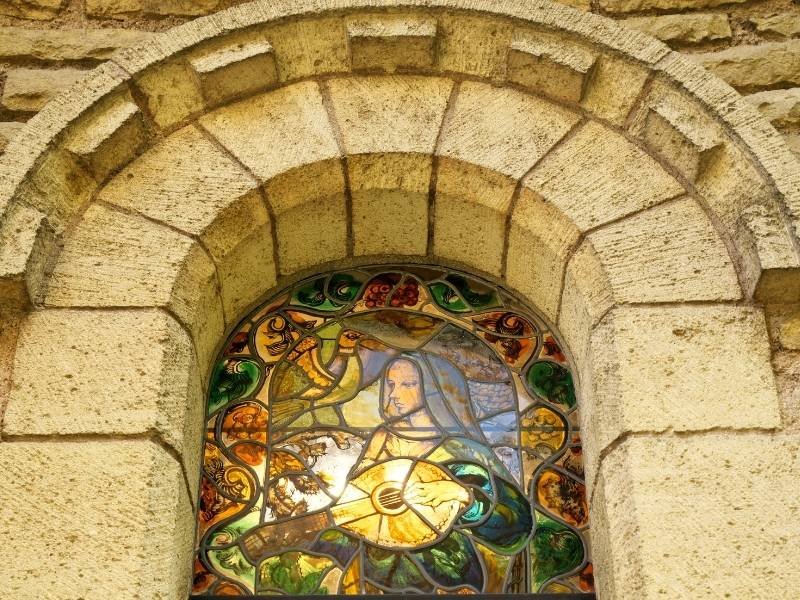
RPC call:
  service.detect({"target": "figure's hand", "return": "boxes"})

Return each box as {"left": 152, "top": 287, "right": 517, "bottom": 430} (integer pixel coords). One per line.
{"left": 405, "top": 480, "right": 470, "bottom": 508}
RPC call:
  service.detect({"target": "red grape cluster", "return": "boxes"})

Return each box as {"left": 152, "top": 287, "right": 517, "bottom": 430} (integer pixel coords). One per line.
{"left": 363, "top": 276, "right": 419, "bottom": 308}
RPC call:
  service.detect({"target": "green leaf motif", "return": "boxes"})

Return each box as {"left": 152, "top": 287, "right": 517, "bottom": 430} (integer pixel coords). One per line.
{"left": 525, "top": 361, "right": 576, "bottom": 409}
{"left": 208, "top": 358, "right": 260, "bottom": 415}
{"left": 530, "top": 511, "right": 584, "bottom": 591}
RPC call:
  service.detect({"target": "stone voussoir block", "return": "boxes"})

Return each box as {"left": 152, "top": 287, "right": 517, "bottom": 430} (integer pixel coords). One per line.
{"left": 507, "top": 31, "right": 598, "bottom": 104}
{"left": 642, "top": 99, "right": 724, "bottom": 183}
{"left": 0, "top": 440, "right": 194, "bottom": 600}
{"left": 327, "top": 75, "right": 453, "bottom": 154}
{"left": 43, "top": 202, "right": 224, "bottom": 368}
{"left": 200, "top": 82, "right": 346, "bottom": 275}
{"left": 189, "top": 38, "right": 278, "bottom": 108}
{"left": 585, "top": 196, "right": 741, "bottom": 304}
{"left": 347, "top": 15, "right": 437, "bottom": 72}
{"left": 98, "top": 124, "right": 275, "bottom": 321}
{"left": 63, "top": 92, "right": 148, "bottom": 182}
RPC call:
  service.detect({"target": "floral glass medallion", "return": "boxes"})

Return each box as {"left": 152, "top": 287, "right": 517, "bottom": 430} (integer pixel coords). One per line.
{"left": 193, "top": 266, "right": 593, "bottom": 596}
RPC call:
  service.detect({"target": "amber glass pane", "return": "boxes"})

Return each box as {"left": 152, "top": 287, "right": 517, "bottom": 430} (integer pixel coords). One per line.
{"left": 193, "top": 266, "right": 592, "bottom": 595}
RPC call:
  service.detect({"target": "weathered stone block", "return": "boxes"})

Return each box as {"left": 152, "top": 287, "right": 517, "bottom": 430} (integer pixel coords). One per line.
{"left": 3, "top": 309, "right": 204, "bottom": 485}
{"left": 766, "top": 304, "right": 800, "bottom": 350}
{"left": 0, "top": 121, "right": 24, "bottom": 153}
{"left": 86, "top": 0, "right": 224, "bottom": 18}
{"left": 266, "top": 159, "right": 348, "bottom": 275}
{"left": 438, "top": 81, "right": 580, "bottom": 178}
{"left": 594, "top": 433, "right": 800, "bottom": 598}
{"left": 580, "top": 54, "right": 650, "bottom": 126}
{"left": 0, "top": 202, "right": 53, "bottom": 309}
{"left": 1, "top": 67, "right": 87, "bottom": 113}
{"left": 643, "top": 99, "right": 723, "bottom": 182}
{"left": 437, "top": 13, "right": 514, "bottom": 80}
{"left": 585, "top": 197, "right": 741, "bottom": 303}
{"left": 0, "top": 0, "right": 66, "bottom": 20}
{"left": 265, "top": 17, "right": 349, "bottom": 81}
{"left": 200, "top": 82, "right": 339, "bottom": 182}
{"left": 98, "top": 125, "right": 275, "bottom": 321}
{"left": 507, "top": 32, "right": 597, "bottom": 104}
{"left": 559, "top": 240, "right": 614, "bottom": 366}
{"left": 13, "top": 146, "right": 95, "bottom": 229}
{"left": 327, "top": 75, "right": 452, "bottom": 154}
{"left": 349, "top": 152, "right": 430, "bottom": 257}
{"left": 43, "top": 203, "right": 224, "bottom": 366}
{"left": 63, "top": 94, "right": 148, "bottom": 181}
{"left": 772, "top": 350, "right": 800, "bottom": 430}
{"left": 744, "top": 88, "right": 800, "bottom": 128}
{"left": 189, "top": 39, "right": 278, "bottom": 107}
{"left": 507, "top": 186, "right": 582, "bottom": 322}
{"left": 0, "top": 27, "right": 158, "bottom": 61}
{"left": 599, "top": 0, "right": 747, "bottom": 13}
{"left": 693, "top": 40, "right": 800, "bottom": 91}
{"left": 750, "top": 14, "right": 800, "bottom": 38}
{"left": 347, "top": 16, "right": 437, "bottom": 72}
{"left": 434, "top": 158, "right": 515, "bottom": 275}
{"left": 134, "top": 58, "right": 205, "bottom": 130}
{"left": 528, "top": 121, "right": 684, "bottom": 230}
{"left": 621, "top": 13, "right": 731, "bottom": 44}
{"left": 585, "top": 305, "right": 780, "bottom": 477}
{"left": 0, "top": 440, "right": 193, "bottom": 600}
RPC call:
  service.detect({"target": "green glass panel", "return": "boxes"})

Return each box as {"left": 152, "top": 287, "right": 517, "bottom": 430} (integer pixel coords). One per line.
{"left": 327, "top": 272, "right": 365, "bottom": 304}
{"left": 530, "top": 511, "right": 584, "bottom": 592}
{"left": 292, "top": 277, "right": 343, "bottom": 312}
{"left": 429, "top": 281, "right": 470, "bottom": 313}
{"left": 208, "top": 358, "right": 260, "bottom": 415}
{"left": 525, "top": 361, "right": 577, "bottom": 409}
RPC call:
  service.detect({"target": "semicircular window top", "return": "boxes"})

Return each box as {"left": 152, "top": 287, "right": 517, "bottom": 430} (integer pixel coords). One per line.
{"left": 193, "top": 266, "right": 593, "bottom": 597}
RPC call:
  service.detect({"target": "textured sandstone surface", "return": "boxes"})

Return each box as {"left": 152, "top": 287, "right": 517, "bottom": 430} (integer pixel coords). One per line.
{"left": 2, "top": 67, "right": 87, "bottom": 113}
{"left": 0, "top": 441, "right": 194, "bottom": 600}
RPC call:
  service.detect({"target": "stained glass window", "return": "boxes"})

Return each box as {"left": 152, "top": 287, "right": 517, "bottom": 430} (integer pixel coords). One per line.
{"left": 193, "top": 266, "right": 593, "bottom": 596}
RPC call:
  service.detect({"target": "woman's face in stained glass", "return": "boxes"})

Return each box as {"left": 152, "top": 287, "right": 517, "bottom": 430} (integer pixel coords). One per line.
{"left": 383, "top": 359, "right": 425, "bottom": 419}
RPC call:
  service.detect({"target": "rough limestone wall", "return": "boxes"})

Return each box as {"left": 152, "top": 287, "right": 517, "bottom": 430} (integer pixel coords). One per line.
{"left": 2, "top": 0, "right": 798, "bottom": 157}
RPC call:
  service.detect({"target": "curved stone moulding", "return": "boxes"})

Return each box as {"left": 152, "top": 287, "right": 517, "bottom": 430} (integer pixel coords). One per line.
{"left": 0, "top": 0, "right": 798, "bottom": 316}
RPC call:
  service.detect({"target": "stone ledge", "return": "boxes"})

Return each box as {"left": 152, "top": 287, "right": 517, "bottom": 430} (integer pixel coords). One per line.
{"left": 643, "top": 99, "right": 724, "bottom": 183}
{"left": 0, "top": 27, "right": 159, "bottom": 62}
{"left": 189, "top": 38, "right": 278, "bottom": 108}
{"left": 1, "top": 68, "right": 89, "bottom": 114}
{"left": 507, "top": 32, "right": 597, "bottom": 104}
{"left": 347, "top": 15, "right": 437, "bottom": 72}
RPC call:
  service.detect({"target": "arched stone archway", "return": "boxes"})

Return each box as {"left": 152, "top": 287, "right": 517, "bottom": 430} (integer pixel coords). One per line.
{"left": 0, "top": 1, "right": 798, "bottom": 599}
